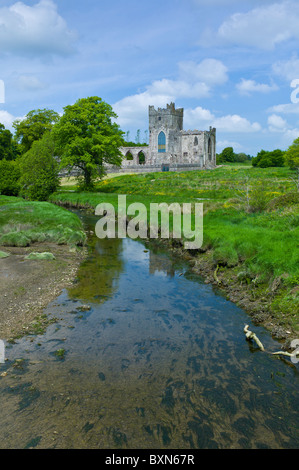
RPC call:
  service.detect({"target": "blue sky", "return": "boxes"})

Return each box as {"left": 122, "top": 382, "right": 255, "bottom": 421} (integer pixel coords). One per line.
{"left": 1, "top": 0, "right": 299, "bottom": 155}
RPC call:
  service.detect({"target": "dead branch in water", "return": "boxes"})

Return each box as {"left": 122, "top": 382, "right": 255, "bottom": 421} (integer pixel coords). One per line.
{"left": 244, "top": 325, "right": 265, "bottom": 351}
{"left": 214, "top": 265, "right": 221, "bottom": 285}
{"left": 272, "top": 350, "right": 299, "bottom": 358}
{"left": 244, "top": 325, "right": 299, "bottom": 361}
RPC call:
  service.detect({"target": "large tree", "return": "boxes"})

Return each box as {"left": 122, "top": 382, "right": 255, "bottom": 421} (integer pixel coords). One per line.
{"left": 0, "top": 123, "right": 19, "bottom": 160}
{"left": 217, "top": 147, "right": 235, "bottom": 163}
{"left": 19, "top": 132, "right": 60, "bottom": 201}
{"left": 53, "top": 96, "right": 124, "bottom": 189}
{"left": 13, "top": 108, "right": 60, "bottom": 154}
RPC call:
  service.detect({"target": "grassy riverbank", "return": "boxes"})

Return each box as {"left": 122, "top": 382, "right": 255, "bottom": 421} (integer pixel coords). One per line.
{"left": 0, "top": 196, "right": 86, "bottom": 247}
{"left": 51, "top": 165, "right": 299, "bottom": 339}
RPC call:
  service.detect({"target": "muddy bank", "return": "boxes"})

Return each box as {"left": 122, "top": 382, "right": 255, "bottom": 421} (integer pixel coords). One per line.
{"left": 0, "top": 243, "right": 87, "bottom": 341}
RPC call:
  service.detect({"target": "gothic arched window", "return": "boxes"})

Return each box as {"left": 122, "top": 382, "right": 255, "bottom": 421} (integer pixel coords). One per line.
{"left": 158, "top": 131, "right": 166, "bottom": 153}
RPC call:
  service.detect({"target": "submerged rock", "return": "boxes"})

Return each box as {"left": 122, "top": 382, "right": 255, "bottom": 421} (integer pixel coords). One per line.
{"left": 25, "top": 252, "right": 56, "bottom": 260}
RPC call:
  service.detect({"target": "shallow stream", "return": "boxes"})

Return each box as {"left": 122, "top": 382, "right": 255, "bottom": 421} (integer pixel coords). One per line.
{"left": 0, "top": 210, "right": 298, "bottom": 449}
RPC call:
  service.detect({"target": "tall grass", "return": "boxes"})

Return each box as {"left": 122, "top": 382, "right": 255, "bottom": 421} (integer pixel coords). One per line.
{"left": 0, "top": 197, "right": 86, "bottom": 246}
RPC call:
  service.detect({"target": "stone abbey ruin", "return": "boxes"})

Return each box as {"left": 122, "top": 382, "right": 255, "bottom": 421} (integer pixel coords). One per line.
{"left": 108, "top": 102, "right": 216, "bottom": 173}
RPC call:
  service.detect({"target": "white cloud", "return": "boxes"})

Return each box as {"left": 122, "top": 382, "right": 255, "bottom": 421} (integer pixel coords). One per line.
{"left": 217, "top": 140, "right": 243, "bottom": 153}
{"left": 213, "top": 115, "right": 261, "bottom": 133}
{"left": 0, "top": 110, "right": 20, "bottom": 130}
{"left": 147, "top": 78, "right": 210, "bottom": 99}
{"left": 0, "top": 0, "right": 77, "bottom": 57}
{"left": 193, "top": 0, "right": 274, "bottom": 4}
{"left": 236, "top": 79, "right": 278, "bottom": 95}
{"left": 13, "top": 74, "right": 47, "bottom": 91}
{"left": 114, "top": 58, "right": 228, "bottom": 127}
{"left": 184, "top": 107, "right": 261, "bottom": 133}
{"left": 268, "top": 103, "right": 299, "bottom": 114}
{"left": 268, "top": 114, "right": 288, "bottom": 131}
{"left": 113, "top": 91, "right": 174, "bottom": 128}
{"left": 178, "top": 59, "right": 228, "bottom": 86}
{"left": 200, "top": 1, "right": 299, "bottom": 50}
{"left": 272, "top": 55, "right": 299, "bottom": 81}
{"left": 184, "top": 106, "right": 214, "bottom": 129}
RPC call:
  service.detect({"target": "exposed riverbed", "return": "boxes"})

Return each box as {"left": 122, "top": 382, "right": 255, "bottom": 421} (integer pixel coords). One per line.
{"left": 0, "top": 210, "right": 298, "bottom": 449}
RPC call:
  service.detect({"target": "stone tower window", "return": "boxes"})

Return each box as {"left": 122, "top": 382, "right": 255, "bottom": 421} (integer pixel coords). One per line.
{"left": 194, "top": 137, "right": 198, "bottom": 146}
{"left": 158, "top": 131, "right": 166, "bottom": 153}
{"left": 208, "top": 137, "right": 212, "bottom": 161}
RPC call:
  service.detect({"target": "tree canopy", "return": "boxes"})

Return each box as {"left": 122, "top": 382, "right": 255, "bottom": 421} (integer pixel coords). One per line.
{"left": 19, "top": 132, "right": 60, "bottom": 201}
{"left": 0, "top": 123, "right": 19, "bottom": 160}
{"left": 284, "top": 137, "right": 299, "bottom": 169}
{"left": 53, "top": 96, "right": 124, "bottom": 189}
{"left": 13, "top": 108, "right": 60, "bottom": 154}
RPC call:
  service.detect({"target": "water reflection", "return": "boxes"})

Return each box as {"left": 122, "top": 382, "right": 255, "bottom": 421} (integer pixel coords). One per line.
{"left": 0, "top": 212, "right": 298, "bottom": 449}
{"left": 68, "top": 236, "right": 124, "bottom": 304}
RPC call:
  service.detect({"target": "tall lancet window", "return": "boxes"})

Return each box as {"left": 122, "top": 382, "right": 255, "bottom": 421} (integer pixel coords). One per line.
{"left": 158, "top": 131, "right": 166, "bottom": 153}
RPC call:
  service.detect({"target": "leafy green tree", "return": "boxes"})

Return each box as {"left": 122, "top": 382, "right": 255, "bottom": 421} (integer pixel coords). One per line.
{"left": 13, "top": 108, "right": 60, "bottom": 154}
{"left": 285, "top": 137, "right": 299, "bottom": 169}
{"left": 0, "top": 123, "right": 19, "bottom": 160}
{"left": 53, "top": 96, "right": 124, "bottom": 189}
{"left": 0, "top": 160, "right": 20, "bottom": 196}
{"left": 234, "top": 152, "right": 249, "bottom": 163}
{"left": 19, "top": 132, "right": 60, "bottom": 201}
{"left": 218, "top": 147, "right": 235, "bottom": 163}
{"left": 252, "top": 149, "right": 285, "bottom": 168}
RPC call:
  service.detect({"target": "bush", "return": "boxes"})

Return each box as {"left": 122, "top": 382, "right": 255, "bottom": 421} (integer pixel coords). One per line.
{"left": 19, "top": 132, "right": 60, "bottom": 201}
{"left": 0, "top": 160, "right": 20, "bottom": 196}
{"left": 252, "top": 149, "right": 285, "bottom": 168}
{"left": 267, "top": 192, "right": 299, "bottom": 210}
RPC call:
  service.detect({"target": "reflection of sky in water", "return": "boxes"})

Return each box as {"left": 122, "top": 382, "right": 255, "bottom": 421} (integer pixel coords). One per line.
{"left": 0, "top": 215, "right": 298, "bottom": 449}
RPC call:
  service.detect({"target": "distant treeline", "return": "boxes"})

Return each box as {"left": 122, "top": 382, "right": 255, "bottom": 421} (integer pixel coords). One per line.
{"left": 216, "top": 146, "right": 297, "bottom": 169}
{"left": 216, "top": 147, "right": 252, "bottom": 164}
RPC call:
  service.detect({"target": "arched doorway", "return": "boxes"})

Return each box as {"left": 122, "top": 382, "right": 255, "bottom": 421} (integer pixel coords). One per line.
{"left": 138, "top": 151, "right": 146, "bottom": 165}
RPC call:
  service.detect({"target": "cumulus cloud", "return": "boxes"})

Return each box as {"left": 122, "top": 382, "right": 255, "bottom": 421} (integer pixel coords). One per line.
{"left": 268, "top": 103, "right": 299, "bottom": 114}
{"left": 114, "top": 58, "right": 228, "bottom": 127}
{"left": 200, "top": 1, "right": 299, "bottom": 50}
{"left": 268, "top": 114, "right": 288, "bottom": 131}
{"left": 217, "top": 140, "right": 243, "bottom": 153}
{"left": 113, "top": 91, "right": 174, "bottom": 128}
{"left": 0, "top": 0, "right": 77, "bottom": 57}
{"left": 0, "top": 110, "right": 20, "bottom": 130}
{"left": 184, "top": 107, "right": 261, "bottom": 133}
{"left": 272, "top": 55, "right": 299, "bottom": 82}
{"left": 12, "top": 74, "right": 47, "bottom": 91}
{"left": 236, "top": 79, "right": 278, "bottom": 95}
{"left": 212, "top": 114, "right": 261, "bottom": 133}
{"left": 147, "top": 79, "right": 210, "bottom": 99}
{"left": 178, "top": 59, "right": 228, "bottom": 86}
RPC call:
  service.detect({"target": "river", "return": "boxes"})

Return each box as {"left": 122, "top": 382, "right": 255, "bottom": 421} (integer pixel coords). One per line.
{"left": 0, "top": 210, "right": 298, "bottom": 449}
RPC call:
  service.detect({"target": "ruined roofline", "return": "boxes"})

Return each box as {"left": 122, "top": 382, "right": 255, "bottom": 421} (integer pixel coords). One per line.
{"left": 149, "top": 102, "right": 184, "bottom": 115}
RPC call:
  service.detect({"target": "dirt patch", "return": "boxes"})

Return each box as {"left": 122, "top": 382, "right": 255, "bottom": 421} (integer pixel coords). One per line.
{"left": 0, "top": 243, "right": 87, "bottom": 341}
